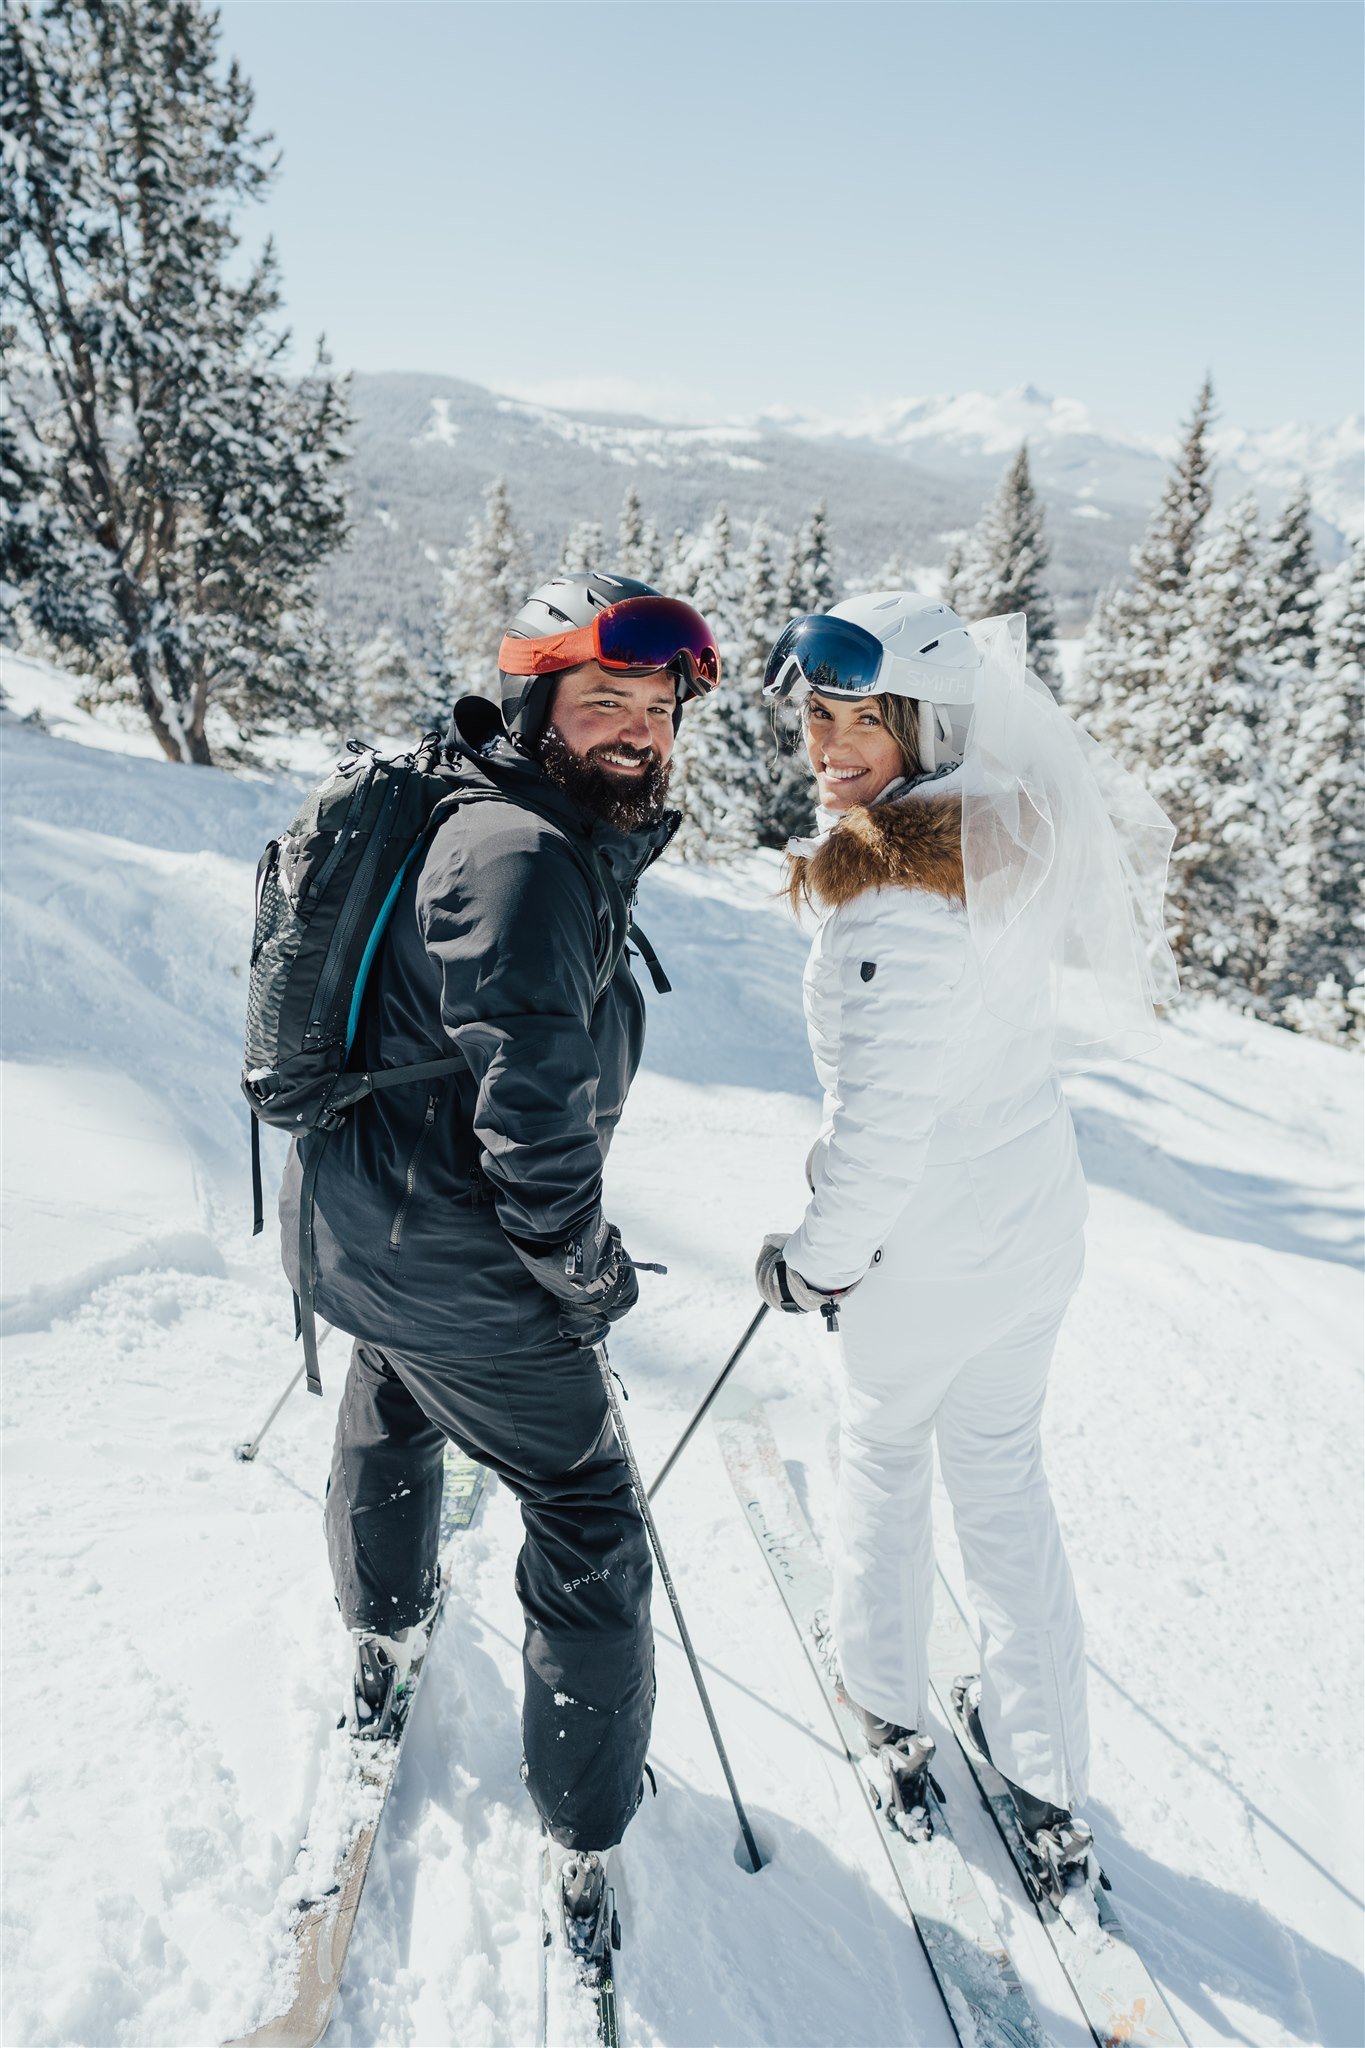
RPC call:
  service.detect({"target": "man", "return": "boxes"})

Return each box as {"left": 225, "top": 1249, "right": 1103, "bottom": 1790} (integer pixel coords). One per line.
{"left": 279, "top": 570, "right": 719, "bottom": 1969}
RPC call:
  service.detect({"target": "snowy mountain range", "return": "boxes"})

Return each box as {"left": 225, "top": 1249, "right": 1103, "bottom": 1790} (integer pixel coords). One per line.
{"left": 322, "top": 374, "right": 1359, "bottom": 663}
{"left": 763, "top": 384, "right": 1363, "bottom": 540}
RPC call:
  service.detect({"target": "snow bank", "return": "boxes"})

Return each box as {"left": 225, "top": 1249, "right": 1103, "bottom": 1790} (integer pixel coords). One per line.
{"left": 2, "top": 674, "right": 1361, "bottom": 2047}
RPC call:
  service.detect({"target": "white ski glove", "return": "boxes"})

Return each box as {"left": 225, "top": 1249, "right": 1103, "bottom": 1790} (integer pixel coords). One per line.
{"left": 754, "top": 1233, "right": 855, "bottom": 1322}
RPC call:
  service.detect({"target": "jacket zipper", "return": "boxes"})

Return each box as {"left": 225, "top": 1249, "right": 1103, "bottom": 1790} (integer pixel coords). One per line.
{"left": 390, "top": 1091, "right": 438, "bottom": 1251}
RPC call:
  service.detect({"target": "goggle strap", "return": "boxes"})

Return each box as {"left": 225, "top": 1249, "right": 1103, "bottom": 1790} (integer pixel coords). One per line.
{"left": 498, "top": 623, "right": 597, "bottom": 676}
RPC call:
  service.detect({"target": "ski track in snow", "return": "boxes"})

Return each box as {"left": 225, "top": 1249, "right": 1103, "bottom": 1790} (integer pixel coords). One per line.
{"left": 2, "top": 669, "right": 1362, "bottom": 2048}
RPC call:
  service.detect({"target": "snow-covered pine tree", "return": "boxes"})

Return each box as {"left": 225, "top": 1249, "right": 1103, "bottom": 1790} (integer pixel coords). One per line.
{"left": 670, "top": 681, "right": 763, "bottom": 861}
{"left": 1068, "top": 583, "right": 1118, "bottom": 719}
{"left": 663, "top": 524, "right": 693, "bottom": 595}
{"left": 0, "top": 397, "right": 55, "bottom": 638}
{"left": 738, "top": 516, "right": 780, "bottom": 690}
{"left": 968, "top": 444, "right": 1060, "bottom": 691}
{"left": 440, "top": 477, "right": 531, "bottom": 700}
{"left": 1266, "top": 535, "right": 1365, "bottom": 1039}
{"left": 638, "top": 518, "right": 664, "bottom": 584}
{"left": 798, "top": 500, "right": 837, "bottom": 613}
{"left": 350, "top": 630, "right": 434, "bottom": 741}
{"left": 617, "top": 487, "right": 645, "bottom": 573}
{"left": 671, "top": 503, "right": 763, "bottom": 860}
{"left": 1157, "top": 493, "right": 1281, "bottom": 1003}
{"left": 1080, "top": 378, "right": 1217, "bottom": 770}
{"left": 0, "top": 0, "right": 351, "bottom": 764}
{"left": 738, "top": 515, "right": 813, "bottom": 846}
{"left": 1262, "top": 485, "right": 1318, "bottom": 675}
{"left": 938, "top": 536, "right": 977, "bottom": 618}
{"left": 558, "top": 520, "right": 604, "bottom": 576}
{"left": 687, "top": 503, "right": 742, "bottom": 677}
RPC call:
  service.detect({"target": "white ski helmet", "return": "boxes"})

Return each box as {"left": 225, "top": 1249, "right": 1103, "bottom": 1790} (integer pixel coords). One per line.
{"left": 826, "top": 591, "right": 982, "bottom": 771}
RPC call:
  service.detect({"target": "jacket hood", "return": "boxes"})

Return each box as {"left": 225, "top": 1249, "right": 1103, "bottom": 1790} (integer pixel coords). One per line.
{"left": 793, "top": 791, "right": 965, "bottom": 909}
{"left": 444, "top": 694, "right": 678, "bottom": 882}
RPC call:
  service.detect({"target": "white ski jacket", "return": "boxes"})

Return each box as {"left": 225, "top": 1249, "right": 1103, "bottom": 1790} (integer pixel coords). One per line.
{"left": 783, "top": 779, "right": 1088, "bottom": 1293}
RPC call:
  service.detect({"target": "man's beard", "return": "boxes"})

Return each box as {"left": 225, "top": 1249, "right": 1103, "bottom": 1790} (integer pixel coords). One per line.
{"left": 537, "top": 724, "right": 672, "bottom": 833}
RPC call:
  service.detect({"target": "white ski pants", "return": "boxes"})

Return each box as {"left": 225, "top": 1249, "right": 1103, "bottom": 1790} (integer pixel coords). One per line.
{"left": 832, "top": 1233, "right": 1089, "bottom": 1810}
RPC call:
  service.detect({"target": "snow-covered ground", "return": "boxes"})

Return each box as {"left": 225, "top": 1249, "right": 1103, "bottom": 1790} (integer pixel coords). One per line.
{"left": 3, "top": 657, "right": 1362, "bottom": 2048}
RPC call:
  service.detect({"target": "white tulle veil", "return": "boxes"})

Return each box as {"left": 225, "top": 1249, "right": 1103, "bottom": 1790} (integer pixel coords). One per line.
{"left": 957, "top": 613, "right": 1178, "bottom": 1069}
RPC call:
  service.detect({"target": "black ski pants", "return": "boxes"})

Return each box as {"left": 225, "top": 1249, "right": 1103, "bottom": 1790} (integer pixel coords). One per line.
{"left": 326, "top": 1336, "right": 654, "bottom": 1851}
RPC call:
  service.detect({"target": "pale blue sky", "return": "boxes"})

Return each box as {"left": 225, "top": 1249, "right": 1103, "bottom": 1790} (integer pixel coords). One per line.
{"left": 219, "top": 1, "right": 1362, "bottom": 435}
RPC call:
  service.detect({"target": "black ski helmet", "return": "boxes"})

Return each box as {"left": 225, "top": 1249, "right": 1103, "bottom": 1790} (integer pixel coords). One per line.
{"left": 499, "top": 569, "right": 676, "bottom": 747}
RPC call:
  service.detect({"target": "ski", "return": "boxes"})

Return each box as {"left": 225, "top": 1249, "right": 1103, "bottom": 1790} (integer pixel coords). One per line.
{"left": 927, "top": 1586, "right": 1187, "bottom": 2048}
{"left": 225, "top": 1448, "right": 490, "bottom": 2048}
{"left": 714, "top": 1386, "right": 1049, "bottom": 2048}
{"left": 538, "top": 1833, "right": 622, "bottom": 2048}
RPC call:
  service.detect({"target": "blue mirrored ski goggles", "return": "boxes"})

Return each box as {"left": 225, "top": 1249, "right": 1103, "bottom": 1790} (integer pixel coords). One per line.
{"left": 761, "top": 615, "right": 887, "bottom": 701}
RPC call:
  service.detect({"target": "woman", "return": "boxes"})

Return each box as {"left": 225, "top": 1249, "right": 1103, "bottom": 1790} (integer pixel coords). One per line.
{"left": 753, "top": 594, "right": 1176, "bottom": 1892}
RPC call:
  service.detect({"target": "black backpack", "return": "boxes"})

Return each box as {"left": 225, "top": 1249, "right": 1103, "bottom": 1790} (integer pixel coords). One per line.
{"left": 242, "top": 735, "right": 471, "bottom": 1391}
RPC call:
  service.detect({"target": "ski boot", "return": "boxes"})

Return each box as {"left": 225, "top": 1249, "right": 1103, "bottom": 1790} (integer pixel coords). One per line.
{"left": 557, "top": 1850, "right": 621, "bottom": 1988}
{"left": 349, "top": 1590, "right": 439, "bottom": 1739}
{"left": 951, "top": 1675, "right": 1104, "bottom": 1907}
{"left": 852, "top": 1704, "right": 945, "bottom": 1843}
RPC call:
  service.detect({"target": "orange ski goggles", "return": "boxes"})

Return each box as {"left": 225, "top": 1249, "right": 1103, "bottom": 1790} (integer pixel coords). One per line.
{"left": 498, "top": 596, "right": 721, "bottom": 695}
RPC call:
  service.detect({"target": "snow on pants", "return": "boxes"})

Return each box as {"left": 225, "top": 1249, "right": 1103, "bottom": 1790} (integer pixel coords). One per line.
{"left": 833, "top": 1233, "right": 1089, "bottom": 1811}
{"left": 326, "top": 1336, "right": 654, "bottom": 1850}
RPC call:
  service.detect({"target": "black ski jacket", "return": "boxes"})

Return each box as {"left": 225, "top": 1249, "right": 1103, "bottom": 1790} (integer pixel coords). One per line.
{"left": 279, "top": 697, "right": 676, "bottom": 1355}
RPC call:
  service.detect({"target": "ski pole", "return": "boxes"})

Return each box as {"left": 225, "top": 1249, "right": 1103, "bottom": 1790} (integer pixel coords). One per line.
{"left": 594, "top": 1341, "right": 766, "bottom": 1875}
{"left": 648, "top": 1303, "right": 769, "bottom": 1502}
{"left": 233, "top": 1326, "right": 334, "bottom": 1462}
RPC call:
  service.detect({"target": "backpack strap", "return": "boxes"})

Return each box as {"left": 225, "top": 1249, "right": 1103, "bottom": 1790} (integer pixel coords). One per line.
{"left": 296, "top": 1132, "right": 329, "bottom": 1396}
{"left": 251, "top": 1111, "right": 265, "bottom": 1236}
{"left": 628, "top": 918, "right": 672, "bottom": 995}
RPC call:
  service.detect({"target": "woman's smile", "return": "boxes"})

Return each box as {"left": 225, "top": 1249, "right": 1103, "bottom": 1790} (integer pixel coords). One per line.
{"left": 805, "top": 691, "right": 906, "bottom": 812}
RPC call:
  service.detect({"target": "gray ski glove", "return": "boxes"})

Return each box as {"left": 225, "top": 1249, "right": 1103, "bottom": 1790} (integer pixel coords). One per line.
{"left": 754, "top": 1232, "right": 854, "bottom": 1322}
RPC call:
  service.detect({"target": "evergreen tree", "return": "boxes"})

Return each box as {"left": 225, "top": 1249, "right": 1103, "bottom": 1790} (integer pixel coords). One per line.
{"left": 1156, "top": 494, "right": 1281, "bottom": 1003}
{"left": 1069, "top": 582, "right": 1119, "bottom": 720}
{"left": 638, "top": 518, "right": 664, "bottom": 584}
{"left": 687, "top": 503, "right": 742, "bottom": 675}
{"left": 966, "top": 444, "right": 1060, "bottom": 690}
{"left": 1268, "top": 536, "right": 1365, "bottom": 1038}
{"left": 663, "top": 525, "right": 691, "bottom": 592}
{"left": 1259, "top": 482, "right": 1319, "bottom": 971}
{"left": 672, "top": 502, "right": 765, "bottom": 860}
{"left": 558, "top": 519, "right": 604, "bottom": 576}
{"left": 615, "top": 486, "right": 662, "bottom": 580}
{"left": 0, "top": 0, "right": 351, "bottom": 764}
{"left": 440, "top": 477, "right": 530, "bottom": 700}
{"left": 1082, "top": 377, "right": 1217, "bottom": 769}
{"left": 1262, "top": 485, "right": 1318, "bottom": 674}
{"left": 776, "top": 526, "right": 806, "bottom": 623}
{"left": 351, "top": 629, "right": 432, "bottom": 739}
{"left": 738, "top": 517, "right": 780, "bottom": 689}
{"left": 739, "top": 514, "right": 812, "bottom": 846}
{"left": 671, "top": 682, "right": 763, "bottom": 862}
{"left": 799, "top": 500, "right": 836, "bottom": 612}
{"left": 939, "top": 536, "right": 974, "bottom": 618}
{"left": 870, "top": 547, "right": 914, "bottom": 591}
{"left": 0, "top": 397, "right": 56, "bottom": 637}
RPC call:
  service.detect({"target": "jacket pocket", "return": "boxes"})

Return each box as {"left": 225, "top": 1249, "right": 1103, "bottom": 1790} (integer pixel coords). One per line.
{"left": 390, "top": 1091, "right": 440, "bottom": 1252}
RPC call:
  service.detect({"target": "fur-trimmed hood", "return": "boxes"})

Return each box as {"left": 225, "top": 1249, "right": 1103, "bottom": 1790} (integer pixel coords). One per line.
{"left": 790, "top": 793, "right": 965, "bottom": 909}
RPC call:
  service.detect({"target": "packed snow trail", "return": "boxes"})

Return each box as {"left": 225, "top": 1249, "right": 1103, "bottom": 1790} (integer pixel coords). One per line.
{"left": 2, "top": 664, "right": 1362, "bottom": 2046}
